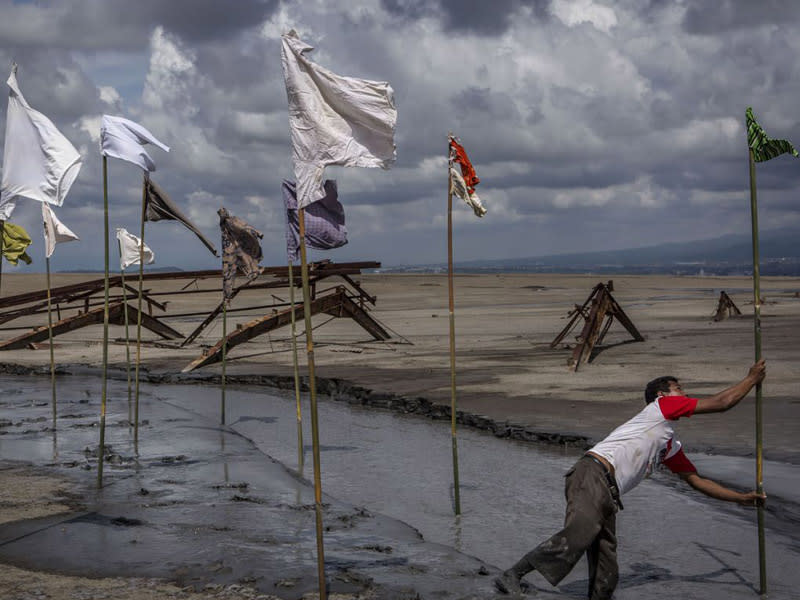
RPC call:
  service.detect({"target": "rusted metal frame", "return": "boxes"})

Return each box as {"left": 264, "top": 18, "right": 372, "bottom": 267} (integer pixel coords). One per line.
{"left": 323, "top": 292, "right": 390, "bottom": 340}
{"left": 339, "top": 273, "right": 376, "bottom": 306}
{"left": 570, "top": 289, "right": 612, "bottom": 371}
{"left": 182, "top": 288, "right": 388, "bottom": 372}
{"left": 180, "top": 287, "right": 245, "bottom": 347}
{"left": 595, "top": 314, "right": 615, "bottom": 347}
{"left": 120, "top": 282, "right": 167, "bottom": 313}
{"left": 0, "top": 301, "right": 181, "bottom": 351}
{"left": 0, "top": 262, "right": 379, "bottom": 310}
{"left": 115, "top": 302, "right": 182, "bottom": 340}
{"left": 550, "top": 283, "right": 604, "bottom": 349}
{"left": 550, "top": 309, "right": 585, "bottom": 348}
{"left": 607, "top": 296, "right": 644, "bottom": 341}
{"left": 0, "top": 286, "right": 160, "bottom": 326}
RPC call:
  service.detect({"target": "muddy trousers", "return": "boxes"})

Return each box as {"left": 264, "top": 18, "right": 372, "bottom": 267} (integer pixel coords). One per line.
{"left": 511, "top": 456, "right": 619, "bottom": 600}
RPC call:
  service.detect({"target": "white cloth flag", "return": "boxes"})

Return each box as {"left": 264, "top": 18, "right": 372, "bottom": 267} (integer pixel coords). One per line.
{"left": 449, "top": 167, "right": 487, "bottom": 218}
{"left": 0, "top": 68, "right": 83, "bottom": 220}
{"left": 42, "top": 203, "right": 79, "bottom": 258}
{"left": 101, "top": 115, "right": 169, "bottom": 172}
{"left": 115, "top": 227, "right": 155, "bottom": 270}
{"left": 280, "top": 29, "right": 397, "bottom": 209}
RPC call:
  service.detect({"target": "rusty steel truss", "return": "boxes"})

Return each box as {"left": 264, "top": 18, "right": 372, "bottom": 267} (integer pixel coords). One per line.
{"left": 550, "top": 280, "right": 644, "bottom": 371}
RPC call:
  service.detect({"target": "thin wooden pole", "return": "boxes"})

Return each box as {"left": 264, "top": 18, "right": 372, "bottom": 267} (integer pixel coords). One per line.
{"left": 0, "top": 219, "right": 5, "bottom": 297}
{"left": 748, "top": 148, "right": 767, "bottom": 596}
{"left": 46, "top": 255, "right": 56, "bottom": 428}
{"left": 98, "top": 156, "right": 110, "bottom": 488}
{"left": 289, "top": 259, "right": 304, "bottom": 471}
{"left": 134, "top": 173, "right": 147, "bottom": 450}
{"left": 299, "top": 208, "right": 326, "bottom": 600}
{"left": 119, "top": 250, "right": 132, "bottom": 424}
{"left": 447, "top": 142, "right": 461, "bottom": 516}
{"left": 221, "top": 298, "right": 227, "bottom": 425}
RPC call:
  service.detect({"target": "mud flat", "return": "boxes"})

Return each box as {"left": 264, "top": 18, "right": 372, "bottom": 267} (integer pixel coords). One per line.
{"left": 0, "top": 272, "right": 799, "bottom": 598}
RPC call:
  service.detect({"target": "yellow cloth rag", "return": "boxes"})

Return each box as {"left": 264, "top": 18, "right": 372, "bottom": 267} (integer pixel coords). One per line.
{"left": 2, "top": 221, "right": 33, "bottom": 265}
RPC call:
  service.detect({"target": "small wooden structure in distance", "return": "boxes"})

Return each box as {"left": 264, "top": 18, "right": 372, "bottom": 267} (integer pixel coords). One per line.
{"left": 712, "top": 290, "right": 742, "bottom": 322}
{"left": 550, "top": 280, "right": 644, "bottom": 371}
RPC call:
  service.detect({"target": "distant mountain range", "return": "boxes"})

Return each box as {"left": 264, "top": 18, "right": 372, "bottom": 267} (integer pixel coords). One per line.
{"left": 58, "top": 266, "right": 185, "bottom": 274}
{"left": 384, "top": 228, "right": 800, "bottom": 276}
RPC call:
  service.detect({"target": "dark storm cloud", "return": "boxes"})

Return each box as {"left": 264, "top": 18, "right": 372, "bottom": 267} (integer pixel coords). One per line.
{"left": 3, "top": 0, "right": 800, "bottom": 270}
{"left": 381, "top": 0, "right": 550, "bottom": 35}
{"left": 683, "top": 0, "right": 800, "bottom": 35}
{"left": 0, "top": 0, "right": 278, "bottom": 50}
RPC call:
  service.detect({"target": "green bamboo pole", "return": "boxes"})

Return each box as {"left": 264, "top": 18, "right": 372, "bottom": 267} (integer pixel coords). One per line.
{"left": 298, "top": 208, "right": 326, "bottom": 600}
{"left": 748, "top": 148, "right": 767, "bottom": 596}
{"left": 98, "top": 156, "right": 110, "bottom": 488}
{"left": 118, "top": 247, "right": 132, "bottom": 424}
{"left": 221, "top": 298, "right": 227, "bottom": 425}
{"left": 446, "top": 168, "right": 461, "bottom": 516}
{"left": 0, "top": 219, "right": 5, "bottom": 297}
{"left": 289, "top": 259, "right": 304, "bottom": 471}
{"left": 45, "top": 254, "right": 56, "bottom": 428}
{"left": 133, "top": 173, "right": 147, "bottom": 450}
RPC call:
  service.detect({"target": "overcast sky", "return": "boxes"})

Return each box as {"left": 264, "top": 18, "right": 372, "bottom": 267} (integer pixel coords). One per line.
{"left": 2, "top": 0, "right": 800, "bottom": 272}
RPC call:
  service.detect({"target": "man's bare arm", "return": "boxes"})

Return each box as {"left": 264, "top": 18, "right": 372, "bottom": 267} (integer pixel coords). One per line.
{"left": 693, "top": 359, "right": 766, "bottom": 414}
{"left": 679, "top": 471, "right": 766, "bottom": 506}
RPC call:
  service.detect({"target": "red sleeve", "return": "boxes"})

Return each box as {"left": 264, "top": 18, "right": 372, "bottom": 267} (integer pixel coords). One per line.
{"left": 663, "top": 448, "right": 697, "bottom": 474}
{"left": 657, "top": 396, "right": 698, "bottom": 420}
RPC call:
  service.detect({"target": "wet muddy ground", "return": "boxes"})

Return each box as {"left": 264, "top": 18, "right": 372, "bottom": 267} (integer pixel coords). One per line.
{"left": 0, "top": 374, "right": 799, "bottom": 599}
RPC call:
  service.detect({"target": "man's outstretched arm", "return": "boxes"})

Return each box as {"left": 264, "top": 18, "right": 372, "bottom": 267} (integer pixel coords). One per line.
{"left": 693, "top": 359, "right": 766, "bottom": 414}
{"left": 678, "top": 471, "right": 766, "bottom": 506}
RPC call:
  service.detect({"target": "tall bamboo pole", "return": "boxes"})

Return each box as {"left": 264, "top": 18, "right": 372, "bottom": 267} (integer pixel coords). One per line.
{"left": 133, "top": 173, "right": 147, "bottom": 450}
{"left": 0, "top": 219, "right": 5, "bottom": 297}
{"left": 289, "top": 259, "right": 304, "bottom": 471}
{"left": 748, "top": 148, "right": 767, "bottom": 595}
{"left": 221, "top": 298, "right": 227, "bottom": 425}
{"left": 98, "top": 156, "right": 110, "bottom": 487}
{"left": 45, "top": 254, "right": 57, "bottom": 423}
{"left": 447, "top": 143, "right": 461, "bottom": 516}
{"left": 118, "top": 246, "right": 132, "bottom": 423}
{"left": 46, "top": 254, "right": 56, "bottom": 427}
{"left": 298, "top": 209, "right": 326, "bottom": 600}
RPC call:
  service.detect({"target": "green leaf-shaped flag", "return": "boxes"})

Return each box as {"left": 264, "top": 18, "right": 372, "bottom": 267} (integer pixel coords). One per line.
{"left": 747, "top": 107, "right": 798, "bottom": 162}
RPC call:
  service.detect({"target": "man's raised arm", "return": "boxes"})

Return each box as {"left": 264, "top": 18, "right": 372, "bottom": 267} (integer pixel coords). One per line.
{"left": 693, "top": 359, "right": 766, "bottom": 414}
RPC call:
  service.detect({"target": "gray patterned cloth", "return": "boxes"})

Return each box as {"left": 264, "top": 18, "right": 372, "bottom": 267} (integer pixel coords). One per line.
{"left": 282, "top": 179, "right": 347, "bottom": 262}
{"left": 218, "top": 207, "right": 263, "bottom": 302}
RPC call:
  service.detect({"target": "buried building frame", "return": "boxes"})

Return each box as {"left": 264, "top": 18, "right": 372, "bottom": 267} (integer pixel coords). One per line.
{"left": 0, "top": 261, "right": 390, "bottom": 357}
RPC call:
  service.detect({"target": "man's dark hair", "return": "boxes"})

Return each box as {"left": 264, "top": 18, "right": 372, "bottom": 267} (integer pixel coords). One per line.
{"left": 644, "top": 376, "right": 678, "bottom": 404}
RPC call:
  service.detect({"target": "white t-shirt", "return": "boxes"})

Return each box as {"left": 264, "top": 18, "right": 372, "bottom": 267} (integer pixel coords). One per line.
{"left": 589, "top": 396, "right": 698, "bottom": 495}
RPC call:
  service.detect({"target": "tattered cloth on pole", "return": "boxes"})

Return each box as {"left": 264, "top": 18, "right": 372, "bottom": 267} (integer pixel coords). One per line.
{"left": 282, "top": 179, "right": 347, "bottom": 262}
{"left": 280, "top": 29, "right": 397, "bottom": 209}
{"left": 218, "top": 207, "right": 263, "bottom": 302}
{"left": 145, "top": 178, "right": 218, "bottom": 256}
{"left": 747, "top": 107, "right": 799, "bottom": 163}
{"left": 448, "top": 137, "right": 487, "bottom": 217}
{"left": 0, "top": 67, "right": 83, "bottom": 221}
{"left": 101, "top": 115, "right": 169, "bottom": 172}
{"left": 115, "top": 227, "right": 155, "bottom": 270}
{"left": 1, "top": 221, "right": 32, "bottom": 265}
{"left": 42, "top": 203, "right": 79, "bottom": 258}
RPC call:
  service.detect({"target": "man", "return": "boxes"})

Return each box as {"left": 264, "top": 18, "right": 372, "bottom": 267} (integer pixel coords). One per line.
{"left": 495, "top": 360, "right": 767, "bottom": 599}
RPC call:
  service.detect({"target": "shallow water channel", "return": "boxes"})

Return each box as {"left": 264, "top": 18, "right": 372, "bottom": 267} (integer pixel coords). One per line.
{"left": 157, "top": 380, "right": 800, "bottom": 599}
{"left": 1, "top": 374, "right": 799, "bottom": 599}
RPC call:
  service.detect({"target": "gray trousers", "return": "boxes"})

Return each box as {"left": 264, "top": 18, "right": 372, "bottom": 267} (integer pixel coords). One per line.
{"left": 513, "top": 456, "right": 619, "bottom": 600}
